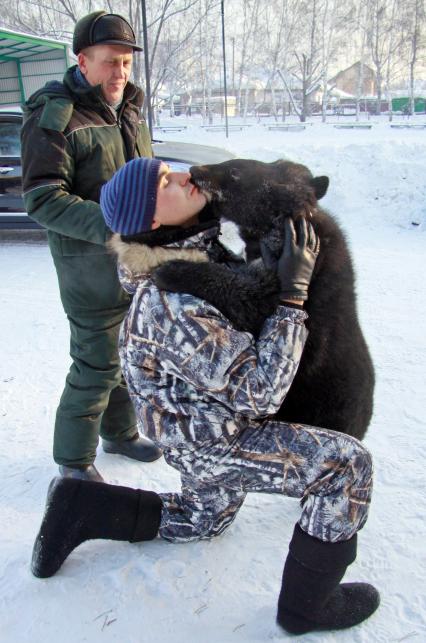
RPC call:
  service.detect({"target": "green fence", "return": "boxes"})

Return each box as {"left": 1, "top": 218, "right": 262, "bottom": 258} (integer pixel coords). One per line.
{"left": 391, "top": 97, "right": 426, "bottom": 114}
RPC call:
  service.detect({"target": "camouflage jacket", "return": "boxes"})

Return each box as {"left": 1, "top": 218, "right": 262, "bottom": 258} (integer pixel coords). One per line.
{"left": 110, "top": 227, "right": 308, "bottom": 469}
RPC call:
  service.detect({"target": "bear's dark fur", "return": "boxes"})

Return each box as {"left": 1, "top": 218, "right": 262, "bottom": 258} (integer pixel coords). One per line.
{"left": 153, "top": 159, "right": 375, "bottom": 439}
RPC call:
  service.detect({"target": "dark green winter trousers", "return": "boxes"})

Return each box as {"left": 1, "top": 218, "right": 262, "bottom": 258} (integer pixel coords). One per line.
{"left": 51, "top": 240, "right": 137, "bottom": 466}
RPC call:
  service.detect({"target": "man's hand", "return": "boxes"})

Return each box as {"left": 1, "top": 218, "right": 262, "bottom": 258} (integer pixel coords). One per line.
{"left": 260, "top": 217, "right": 320, "bottom": 302}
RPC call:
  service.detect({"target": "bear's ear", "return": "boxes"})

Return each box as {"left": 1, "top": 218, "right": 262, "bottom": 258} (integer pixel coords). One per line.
{"left": 311, "top": 176, "right": 329, "bottom": 200}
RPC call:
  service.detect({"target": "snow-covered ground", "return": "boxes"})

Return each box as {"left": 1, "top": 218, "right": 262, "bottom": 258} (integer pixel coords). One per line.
{"left": 1, "top": 118, "right": 426, "bottom": 643}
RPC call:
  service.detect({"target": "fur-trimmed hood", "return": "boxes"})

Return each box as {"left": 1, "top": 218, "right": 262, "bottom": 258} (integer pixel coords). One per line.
{"left": 108, "top": 225, "right": 219, "bottom": 295}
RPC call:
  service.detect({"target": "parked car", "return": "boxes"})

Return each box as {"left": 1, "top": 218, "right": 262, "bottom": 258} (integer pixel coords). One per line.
{"left": 0, "top": 107, "right": 234, "bottom": 230}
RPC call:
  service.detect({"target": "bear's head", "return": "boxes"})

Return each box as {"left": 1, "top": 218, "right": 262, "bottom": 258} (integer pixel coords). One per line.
{"left": 191, "top": 159, "right": 329, "bottom": 257}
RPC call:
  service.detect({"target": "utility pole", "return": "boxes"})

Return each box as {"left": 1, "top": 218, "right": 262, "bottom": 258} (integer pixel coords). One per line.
{"left": 231, "top": 36, "right": 235, "bottom": 94}
{"left": 141, "top": 0, "right": 153, "bottom": 138}
{"left": 221, "top": 0, "right": 229, "bottom": 138}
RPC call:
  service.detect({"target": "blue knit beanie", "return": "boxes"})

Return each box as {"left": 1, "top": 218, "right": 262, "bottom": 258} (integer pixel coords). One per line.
{"left": 100, "top": 158, "right": 163, "bottom": 235}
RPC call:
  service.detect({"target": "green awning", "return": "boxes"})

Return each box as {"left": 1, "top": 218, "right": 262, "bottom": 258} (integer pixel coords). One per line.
{"left": 0, "top": 28, "right": 69, "bottom": 105}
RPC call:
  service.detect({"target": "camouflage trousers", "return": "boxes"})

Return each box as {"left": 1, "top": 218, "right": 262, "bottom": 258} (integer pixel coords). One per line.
{"left": 158, "top": 421, "right": 373, "bottom": 544}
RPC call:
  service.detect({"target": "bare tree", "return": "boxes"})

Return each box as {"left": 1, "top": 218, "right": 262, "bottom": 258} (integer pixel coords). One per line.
{"left": 232, "top": 0, "right": 262, "bottom": 119}
{"left": 192, "top": 0, "right": 222, "bottom": 123}
{"left": 366, "top": 0, "right": 406, "bottom": 115}
{"left": 262, "top": 0, "right": 300, "bottom": 121}
{"left": 317, "top": 0, "right": 354, "bottom": 122}
{"left": 0, "top": 0, "right": 77, "bottom": 39}
{"left": 290, "top": 0, "right": 322, "bottom": 122}
{"left": 404, "top": 0, "right": 426, "bottom": 115}
{"left": 2, "top": 0, "right": 425, "bottom": 125}
{"left": 139, "top": 0, "right": 219, "bottom": 120}
{"left": 353, "top": 0, "right": 369, "bottom": 121}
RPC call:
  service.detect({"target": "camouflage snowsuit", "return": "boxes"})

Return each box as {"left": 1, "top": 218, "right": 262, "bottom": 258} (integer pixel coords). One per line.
{"left": 111, "top": 228, "right": 373, "bottom": 545}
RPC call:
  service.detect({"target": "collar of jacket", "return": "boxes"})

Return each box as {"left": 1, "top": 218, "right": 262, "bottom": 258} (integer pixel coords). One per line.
{"left": 23, "top": 65, "right": 145, "bottom": 131}
{"left": 108, "top": 223, "right": 220, "bottom": 276}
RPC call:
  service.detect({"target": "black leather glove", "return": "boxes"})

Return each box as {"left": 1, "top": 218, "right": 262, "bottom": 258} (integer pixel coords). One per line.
{"left": 260, "top": 217, "right": 320, "bottom": 301}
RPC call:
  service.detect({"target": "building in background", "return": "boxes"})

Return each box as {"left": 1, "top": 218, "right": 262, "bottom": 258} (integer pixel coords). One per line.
{"left": 328, "top": 62, "right": 377, "bottom": 97}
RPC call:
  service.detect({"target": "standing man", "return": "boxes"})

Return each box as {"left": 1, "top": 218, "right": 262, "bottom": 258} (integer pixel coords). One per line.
{"left": 21, "top": 11, "right": 162, "bottom": 481}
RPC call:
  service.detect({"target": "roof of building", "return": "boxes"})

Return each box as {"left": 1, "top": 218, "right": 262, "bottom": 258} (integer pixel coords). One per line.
{"left": 0, "top": 27, "right": 69, "bottom": 61}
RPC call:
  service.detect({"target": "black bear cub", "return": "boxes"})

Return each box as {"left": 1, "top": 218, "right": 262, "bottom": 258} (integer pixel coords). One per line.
{"left": 153, "top": 159, "right": 375, "bottom": 440}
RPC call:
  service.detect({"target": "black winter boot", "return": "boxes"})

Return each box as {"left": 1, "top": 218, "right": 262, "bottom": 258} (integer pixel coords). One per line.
{"left": 31, "top": 477, "right": 162, "bottom": 579}
{"left": 58, "top": 464, "right": 104, "bottom": 482}
{"left": 277, "top": 524, "right": 380, "bottom": 635}
{"left": 102, "top": 434, "right": 163, "bottom": 463}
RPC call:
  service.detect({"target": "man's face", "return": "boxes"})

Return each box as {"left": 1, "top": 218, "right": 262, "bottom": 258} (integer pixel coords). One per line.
{"left": 78, "top": 44, "right": 133, "bottom": 104}
{"left": 152, "top": 163, "right": 207, "bottom": 229}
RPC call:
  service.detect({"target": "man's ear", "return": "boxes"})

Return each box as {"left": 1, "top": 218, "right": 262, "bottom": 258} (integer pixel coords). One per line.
{"left": 310, "top": 176, "right": 329, "bottom": 200}
{"left": 77, "top": 52, "right": 88, "bottom": 75}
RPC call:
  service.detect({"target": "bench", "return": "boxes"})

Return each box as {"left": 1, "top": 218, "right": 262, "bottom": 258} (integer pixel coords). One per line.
{"left": 333, "top": 123, "right": 373, "bottom": 129}
{"left": 201, "top": 125, "right": 245, "bottom": 132}
{"left": 200, "top": 124, "right": 251, "bottom": 132}
{"left": 153, "top": 126, "right": 187, "bottom": 133}
{"left": 265, "top": 124, "right": 306, "bottom": 132}
{"left": 390, "top": 123, "right": 426, "bottom": 129}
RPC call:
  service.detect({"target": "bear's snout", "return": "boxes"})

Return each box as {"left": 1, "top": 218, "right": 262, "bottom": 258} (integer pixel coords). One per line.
{"left": 190, "top": 165, "right": 222, "bottom": 202}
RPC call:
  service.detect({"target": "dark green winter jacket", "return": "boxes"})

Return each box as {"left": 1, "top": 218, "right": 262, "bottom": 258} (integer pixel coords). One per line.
{"left": 21, "top": 65, "right": 152, "bottom": 256}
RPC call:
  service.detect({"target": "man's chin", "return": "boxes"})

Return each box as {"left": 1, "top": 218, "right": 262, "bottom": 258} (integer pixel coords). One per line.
{"left": 105, "top": 89, "right": 125, "bottom": 105}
